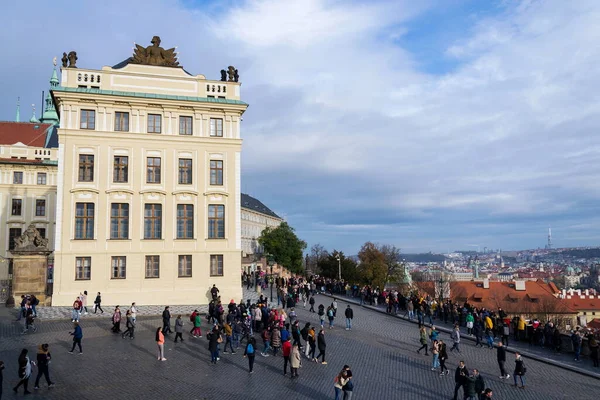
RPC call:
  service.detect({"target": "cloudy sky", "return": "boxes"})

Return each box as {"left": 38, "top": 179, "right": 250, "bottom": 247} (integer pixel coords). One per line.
{"left": 2, "top": 0, "right": 600, "bottom": 254}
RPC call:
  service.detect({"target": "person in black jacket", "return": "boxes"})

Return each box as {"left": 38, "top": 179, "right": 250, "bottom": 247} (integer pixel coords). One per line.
{"left": 315, "top": 329, "right": 327, "bottom": 364}
{"left": 453, "top": 360, "right": 468, "bottom": 400}
{"left": 345, "top": 305, "right": 354, "bottom": 331}
{"left": 513, "top": 352, "right": 526, "bottom": 389}
{"left": 473, "top": 369, "right": 485, "bottom": 399}
{"left": 34, "top": 344, "right": 55, "bottom": 389}
{"left": 497, "top": 341, "right": 509, "bottom": 379}
{"left": 162, "top": 306, "right": 172, "bottom": 334}
{"left": 93, "top": 292, "right": 103, "bottom": 314}
{"left": 309, "top": 296, "right": 316, "bottom": 313}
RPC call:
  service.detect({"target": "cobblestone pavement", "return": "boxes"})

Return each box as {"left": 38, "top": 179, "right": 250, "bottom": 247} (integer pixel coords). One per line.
{"left": 0, "top": 290, "right": 597, "bottom": 400}
{"left": 324, "top": 293, "right": 600, "bottom": 377}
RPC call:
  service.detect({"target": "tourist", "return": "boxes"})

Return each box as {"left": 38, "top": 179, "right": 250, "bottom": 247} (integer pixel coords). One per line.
{"left": 34, "top": 344, "right": 54, "bottom": 390}
{"left": 513, "top": 352, "right": 526, "bottom": 389}
{"left": 473, "top": 321, "right": 484, "bottom": 348}
{"left": 309, "top": 295, "right": 316, "bottom": 312}
{"left": 318, "top": 304, "right": 326, "bottom": 328}
{"left": 342, "top": 365, "right": 353, "bottom": 400}
{"left": 471, "top": 369, "right": 485, "bottom": 399}
{"left": 486, "top": 329, "right": 495, "bottom": 349}
{"left": 208, "top": 326, "right": 221, "bottom": 364}
{"left": 345, "top": 305, "right": 353, "bottom": 330}
{"left": 327, "top": 306, "right": 335, "bottom": 329}
{"left": 439, "top": 339, "right": 449, "bottom": 376}
{"left": 211, "top": 284, "right": 220, "bottom": 301}
{"left": 308, "top": 326, "right": 317, "bottom": 361}
{"left": 450, "top": 325, "right": 461, "bottom": 353}
{"left": 21, "top": 307, "right": 36, "bottom": 334}
{"left": 315, "top": 328, "right": 327, "bottom": 364}
{"left": 431, "top": 340, "right": 440, "bottom": 371}
{"left": 243, "top": 337, "right": 256, "bottom": 373}
{"left": 223, "top": 321, "right": 235, "bottom": 354}
{"left": 172, "top": 315, "right": 184, "bottom": 343}
{"left": 290, "top": 342, "right": 301, "bottom": 379}
{"left": 81, "top": 291, "right": 88, "bottom": 315}
{"left": 282, "top": 338, "right": 292, "bottom": 375}
{"left": 122, "top": 310, "right": 135, "bottom": 339}
{"left": 155, "top": 327, "right": 166, "bottom": 361}
{"left": 417, "top": 326, "right": 429, "bottom": 355}
{"left": 497, "top": 341, "right": 509, "bottom": 379}
{"left": 271, "top": 326, "right": 282, "bottom": 356}
{"left": 429, "top": 325, "right": 439, "bottom": 344}
{"left": 16, "top": 295, "right": 26, "bottom": 321}
{"left": 301, "top": 322, "right": 311, "bottom": 357}
{"left": 71, "top": 297, "right": 82, "bottom": 322}
{"left": 93, "top": 292, "right": 103, "bottom": 314}
{"left": 162, "top": 306, "right": 172, "bottom": 334}
{"left": 502, "top": 322, "right": 510, "bottom": 346}
{"left": 332, "top": 298, "right": 338, "bottom": 317}
{"left": 587, "top": 330, "right": 599, "bottom": 368}
{"left": 130, "top": 302, "right": 137, "bottom": 323}
{"left": 466, "top": 312, "right": 474, "bottom": 335}
{"left": 111, "top": 306, "right": 122, "bottom": 333}
{"left": 192, "top": 310, "right": 202, "bottom": 338}
{"left": 261, "top": 326, "right": 272, "bottom": 357}
{"left": 452, "top": 360, "right": 468, "bottom": 400}
{"left": 12, "top": 349, "right": 32, "bottom": 395}
{"left": 334, "top": 370, "right": 349, "bottom": 400}
{"left": 69, "top": 322, "right": 83, "bottom": 354}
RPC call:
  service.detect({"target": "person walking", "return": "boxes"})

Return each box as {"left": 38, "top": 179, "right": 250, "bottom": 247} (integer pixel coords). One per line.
{"left": 111, "top": 306, "right": 122, "bottom": 333}
{"left": 271, "top": 326, "right": 282, "bottom": 356}
{"left": 452, "top": 360, "right": 468, "bottom": 400}
{"left": 308, "top": 326, "right": 317, "bottom": 361}
{"left": 513, "top": 352, "right": 526, "bottom": 389}
{"left": 21, "top": 307, "right": 36, "bottom": 334}
{"left": 12, "top": 349, "right": 33, "bottom": 395}
{"left": 450, "top": 325, "right": 461, "bottom": 353}
{"left": 69, "top": 322, "right": 83, "bottom": 354}
{"left": 71, "top": 298, "right": 81, "bottom": 323}
{"left": 309, "top": 295, "right": 316, "bottom": 313}
{"left": 208, "top": 326, "right": 221, "bottom": 364}
{"left": 431, "top": 340, "right": 440, "bottom": 371}
{"left": 122, "top": 310, "right": 135, "bottom": 339}
{"left": 327, "top": 306, "right": 335, "bottom": 329}
{"left": 192, "top": 311, "right": 202, "bottom": 338}
{"left": 93, "top": 292, "right": 103, "bottom": 314}
{"left": 417, "top": 326, "right": 429, "bottom": 355}
{"left": 155, "top": 327, "right": 166, "bottom": 361}
{"left": 473, "top": 369, "right": 485, "bottom": 400}
{"left": 33, "top": 344, "right": 54, "bottom": 390}
{"left": 130, "top": 302, "right": 137, "bottom": 324}
{"left": 497, "top": 341, "right": 509, "bottom": 379}
{"left": 315, "top": 329, "right": 327, "bottom": 364}
{"left": 334, "top": 370, "right": 349, "bottom": 400}
{"left": 439, "top": 340, "right": 449, "bottom": 376}
{"left": 243, "top": 337, "right": 257, "bottom": 373}
{"left": 501, "top": 322, "right": 510, "bottom": 347}
{"left": 162, "top": 306, "right": 172, "bottom": 335}
{"left": 290, "top": 342, "right": 301, "bottom": 379}
{"left": 223, "top": 321, "right": 235, "bottom": 354}
{"left": 345, "top": 305, "right": 353, "bottom": 331}
{"left": 466, "top": 312, "right": 474, "bottom": 335}
{"left": 81, "top": 291, "right": 89, "bottom": 315}
{"left": 282, "top": 339, "right": 292, "bottom": 376}
{"left": 174, "top": 315, "right": 184, "bottom": 343}
{"left": 473, "top": 321, "right": 484, "bottom": 348}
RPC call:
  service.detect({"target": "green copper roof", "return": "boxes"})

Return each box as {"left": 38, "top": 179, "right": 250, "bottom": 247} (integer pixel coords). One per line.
{"left": 50, "top": 68, "right": 59, "bottom": 87}
{"left": 29, "top": 107, "right": 40, "bottom": 123}
{"left": 15, "top": 99, "right": 20, "bottom": 122}
{"left": 52, "top": 86, "right": 248, "bottom": 106}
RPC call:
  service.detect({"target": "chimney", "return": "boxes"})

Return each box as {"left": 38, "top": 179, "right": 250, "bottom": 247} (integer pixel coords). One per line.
{"left": 515, "top": 280, "right": 526, "bottom": 291}
{"left": 483, "top": 278, "right": 490, "bottom": 289}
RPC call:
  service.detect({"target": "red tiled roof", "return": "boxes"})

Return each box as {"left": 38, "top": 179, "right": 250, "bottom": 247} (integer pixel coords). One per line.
{"left": 588, "top": 319, "right": 600, "bottom": 329}
{"left": 413, "top": 280, "right": 576, "bottom": 315}
{"left": 561, "top": 297, "right": 600, "bottom": 311}
{"left": 0, "top": 121, "right": 53, "bottom": 147}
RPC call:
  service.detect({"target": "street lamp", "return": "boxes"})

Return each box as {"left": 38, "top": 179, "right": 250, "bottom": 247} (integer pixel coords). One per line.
{"left": 336, "top": 254, "right": 341, "bottom": 281}
{"left": 266, "top": 254, "right": 275, "bottom": 302}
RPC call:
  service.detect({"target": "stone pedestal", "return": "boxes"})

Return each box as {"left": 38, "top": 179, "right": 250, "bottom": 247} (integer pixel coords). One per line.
{"left": 11, "top": 253, "right": 50, "bottom": 303}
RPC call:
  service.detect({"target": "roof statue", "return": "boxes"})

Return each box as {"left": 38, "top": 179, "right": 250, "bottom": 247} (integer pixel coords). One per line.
{"left": 227, "top": 66, "right": 239, "bottom": 82}
{"left": 220, "top": 69, "right": 227, "bottom": 82}
{"left": 131, "top": 36, "right": 179, "bottom": 67}
{"left": 13, "top": 224, "right": 49, "bottom": 252}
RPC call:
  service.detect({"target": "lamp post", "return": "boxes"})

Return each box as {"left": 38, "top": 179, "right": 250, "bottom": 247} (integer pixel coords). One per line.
{"left": 336, "top": 254, "right": 341, "bottom": 281}
{"left": 266, "top": 254, "right": 275, "bottom": 302}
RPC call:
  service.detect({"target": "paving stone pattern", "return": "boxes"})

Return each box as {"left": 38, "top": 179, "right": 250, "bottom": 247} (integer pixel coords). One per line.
{"left": 0, "top": 289, "right": 597, "bottom": 400}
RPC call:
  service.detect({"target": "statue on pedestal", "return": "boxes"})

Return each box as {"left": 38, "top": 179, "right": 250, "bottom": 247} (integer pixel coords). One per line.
{"left": 13, "top": 224, "right": 48, "bottom": 251}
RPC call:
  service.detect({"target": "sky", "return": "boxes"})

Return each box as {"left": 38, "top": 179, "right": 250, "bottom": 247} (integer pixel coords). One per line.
{"left": 2, "top": 0, "right": 600, "bottom": 254}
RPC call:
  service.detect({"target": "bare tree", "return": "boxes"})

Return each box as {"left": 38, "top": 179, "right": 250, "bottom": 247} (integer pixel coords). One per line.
{"left": 308, "top": 243, "right": 328, "bottom": 274}
{"left": 380, "top": 244, "right": 403, "bottom": 285}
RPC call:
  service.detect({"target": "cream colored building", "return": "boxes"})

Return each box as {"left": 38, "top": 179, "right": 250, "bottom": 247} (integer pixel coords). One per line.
{"left": 50, "top": 40, "right": 248, "bottom": 306}
{"left": 241, "top": 193, "right": 282, "bottom": 257}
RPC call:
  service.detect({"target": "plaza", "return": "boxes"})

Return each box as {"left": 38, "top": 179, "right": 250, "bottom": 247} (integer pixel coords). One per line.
{"left": 0, "top": 289, "right": 597, "bottom": 399}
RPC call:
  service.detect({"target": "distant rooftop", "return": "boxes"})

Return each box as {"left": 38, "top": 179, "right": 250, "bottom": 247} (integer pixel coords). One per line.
{"left": 241, "top": 193, "right": 281, "bottom": 219}
{"left": 0, "top": 121, "right": 57, "bottom": 148}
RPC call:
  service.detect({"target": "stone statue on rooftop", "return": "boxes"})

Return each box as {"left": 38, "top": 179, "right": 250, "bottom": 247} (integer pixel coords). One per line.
{"left": 67, "top": 51, "right": 78, "bottom": 68}
{"left": 61, "top": 52, "right": 68, "bottom": 68}
{"left": 131, "top": 36, "right": 179, "bottom": 67}
{"left": 220, "top": 69, "right": 227, "bottom": 81}
{"left": 227, "top": 66, "right": 236, "bottom": 82}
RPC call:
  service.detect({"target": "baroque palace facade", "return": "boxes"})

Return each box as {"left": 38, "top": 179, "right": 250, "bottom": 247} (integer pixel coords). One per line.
{"left": 1, "top": 37, "right": 253, "bottom": 306}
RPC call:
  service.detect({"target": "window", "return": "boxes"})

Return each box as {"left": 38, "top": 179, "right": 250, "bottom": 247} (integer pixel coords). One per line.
{"left": 210, "top": 160, "right": 223, "bottom": 185}
{"left": 179, "top": 116, "right": 192, "bottom": 135}
{"left": 78, "top": 154, "right": 94, "bottom": 182}
{"left": 37, "top": 228, "right": 46, "bottom": 238}
{"left": 110, "top": 203, "right": 129, "bottom": 239}
{"left": 210, "top": 118, "right": 223, "bottom": 137}
{"left": 114, "top": 112, "right": 129, "bottom": 132}
{"left": 76, "top": 257, "right": 91, "bottom": 280}
{"left": 145, "top": 255, "right": 160, "bottom": 278}
{"left": 146, "top": 157, "right": 161, "bottom": 183}
{"left": 35, "top": 199, "right": 46, "bottom": 217}
{"left": 111, "top": 256, "right": 126, "bottom": 279}
{"left": 144, "top": 204, "right": 162, "bottom": 239}
{"left": 37, "top": 173, "right": 47, "bottom": 185}
{"left": 113, "top": 156, "right": 128, "bottom": 183}
{"left": 147, "top": 114, "right": 162, "bottom": 133}
{"left": 178, "top": 159, "right": 192, "bottom": 184}
{"left": 9, "top": 228, "right": 22, "bottom": 251}
{"left": 75, "top": 203, "right": 95, "bottom": 239}
{"left": 210, "top": 255, "right": 224, "bottom": 276}
{"left": 177, "top": 204, "right": 194, "bottom": 239}
{"left": 80, "top": 110, "right": 95, "bottom": 130}
{"left": 178, "top": 255, "right": 192, "bottom": 277}
{"left": 11, "top": 199, "right": 22, "bottom": 216}
{"left": 13, "top": 172, "right": 23, "bottom": 184}
{"left": 208, "top": 204, "right": 225, "bottom": 238}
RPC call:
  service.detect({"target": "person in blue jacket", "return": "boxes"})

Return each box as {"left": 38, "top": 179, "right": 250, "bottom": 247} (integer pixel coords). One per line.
{"left": 69, "top": 322, "right": 83, "bottom": 354}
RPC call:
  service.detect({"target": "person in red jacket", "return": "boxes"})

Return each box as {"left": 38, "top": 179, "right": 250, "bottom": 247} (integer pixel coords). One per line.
{"left": 282, "top": 339, "right": 292, "bottom": 376}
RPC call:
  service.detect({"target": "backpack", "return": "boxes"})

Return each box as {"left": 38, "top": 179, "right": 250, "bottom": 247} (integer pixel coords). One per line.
{"left": 247, "top": 343, "right": 254, "bottom": 354}
{"left": 190, "top": 313, "right": 195, "bottom": 322}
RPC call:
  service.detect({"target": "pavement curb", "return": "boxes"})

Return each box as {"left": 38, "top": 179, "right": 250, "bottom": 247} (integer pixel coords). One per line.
{"left": 320, "top": 293, "right": 600, "bottom": 381}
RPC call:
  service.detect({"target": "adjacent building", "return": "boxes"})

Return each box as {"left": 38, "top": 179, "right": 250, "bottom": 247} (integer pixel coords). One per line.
{"left": 240, "top": 193, "right": 282, "bottom": 257}
{"left": 48, "top": 38, "right": 248, "bottom": 306}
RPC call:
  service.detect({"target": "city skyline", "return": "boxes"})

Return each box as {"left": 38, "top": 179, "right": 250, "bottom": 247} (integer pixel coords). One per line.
{"left": 2, "top": 0, "right": 600, "bottom": 254}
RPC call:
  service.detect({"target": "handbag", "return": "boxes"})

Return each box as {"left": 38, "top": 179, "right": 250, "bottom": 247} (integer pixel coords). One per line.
{"left": 217, "top": 335, "right": 223, "bottom": 344}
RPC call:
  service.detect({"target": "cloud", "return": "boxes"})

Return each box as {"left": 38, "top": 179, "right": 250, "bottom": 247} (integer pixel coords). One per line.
{"left": 2, "top": 0, "right": 600, "bottom": 253}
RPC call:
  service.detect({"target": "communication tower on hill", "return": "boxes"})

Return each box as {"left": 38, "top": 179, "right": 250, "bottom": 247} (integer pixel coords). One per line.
{"left": 546, "top": 227, "right": 553, "bottom": 249}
